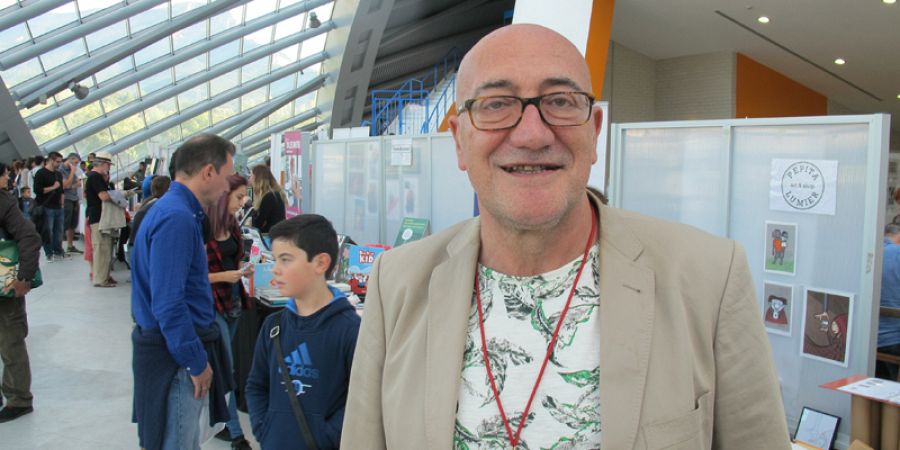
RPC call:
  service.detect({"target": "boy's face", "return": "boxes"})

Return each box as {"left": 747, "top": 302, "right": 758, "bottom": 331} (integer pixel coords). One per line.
{"left": 271, "top": 239, "right": 329, "bottom": 299}
{"left": 22, "top": 189, "right": 31, "bottom": 198}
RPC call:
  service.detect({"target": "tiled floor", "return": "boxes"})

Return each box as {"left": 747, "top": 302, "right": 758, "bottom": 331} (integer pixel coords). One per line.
{"left": 0, "top": 248, "right": 259, "bottom": 449}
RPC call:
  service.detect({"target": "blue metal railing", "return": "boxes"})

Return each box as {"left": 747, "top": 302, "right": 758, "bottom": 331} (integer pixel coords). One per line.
{"left": 420, "top": 74, "right": 455, "bottom": 133}
{"left": 369, "top": 48, "right": 461, "bottom": 136}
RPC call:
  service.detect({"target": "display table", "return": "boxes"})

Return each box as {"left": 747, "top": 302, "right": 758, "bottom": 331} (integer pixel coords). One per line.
{"left": 821, "top": 375, "right": 900, "bottom": 449}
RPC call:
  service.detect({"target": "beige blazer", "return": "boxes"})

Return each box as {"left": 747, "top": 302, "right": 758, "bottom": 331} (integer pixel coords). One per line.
{"left": 342, "top": 193, "right": 790, "bottom": 450}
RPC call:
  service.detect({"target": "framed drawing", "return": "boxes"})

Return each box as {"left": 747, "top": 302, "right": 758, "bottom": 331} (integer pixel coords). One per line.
{"left": 801, "top": 287, "right": 853, "bottom": 367}
{"left": 762, "top": 281, "right": 793, "bottom": 336}
{"left": 764, "top": 221, "right": 798, "bottom": 276}
{"left": 793, "top": 406, "right": 840, "bottom": 450}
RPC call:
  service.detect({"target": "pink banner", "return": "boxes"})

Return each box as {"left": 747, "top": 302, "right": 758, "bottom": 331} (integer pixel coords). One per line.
{"left": 283, "top": 131, "right": 303, "bottom": 217}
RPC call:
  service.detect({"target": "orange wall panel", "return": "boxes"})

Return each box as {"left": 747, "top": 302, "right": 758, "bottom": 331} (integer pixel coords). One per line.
{"left": 736, "top": 53, "right": 827, "bottom": 118}
{"left": 585, "top": 0, "right": 615, "bottom": 98}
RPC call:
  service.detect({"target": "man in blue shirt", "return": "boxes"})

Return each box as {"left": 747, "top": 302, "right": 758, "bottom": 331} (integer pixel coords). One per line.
{"left": 878, "top": 224, "right": 900, "bottom": 380}
{"left": 131, "top": 134, "right": 235, "bottom": 450}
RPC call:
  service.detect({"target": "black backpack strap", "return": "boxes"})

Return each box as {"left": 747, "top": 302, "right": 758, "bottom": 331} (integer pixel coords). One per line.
{"left": 269, "top": 311, "right": 319, "bottom": 450}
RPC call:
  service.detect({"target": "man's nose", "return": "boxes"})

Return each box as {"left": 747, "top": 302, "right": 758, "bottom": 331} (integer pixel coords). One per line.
{"left": 507, "top": 104, "right": 554, "bottom": 149}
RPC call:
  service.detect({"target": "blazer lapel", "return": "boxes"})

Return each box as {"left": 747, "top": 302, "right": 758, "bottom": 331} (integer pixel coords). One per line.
{"left": 597, "top": 205, "right": 656, "bottom": 449}
{"left": 425, "top": 219, "right": 481, "bottom": 449}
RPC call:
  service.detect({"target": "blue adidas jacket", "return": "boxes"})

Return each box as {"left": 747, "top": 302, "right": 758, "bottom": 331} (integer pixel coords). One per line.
{"left": 246, "top": 286, "right": 361, "bottom": 450}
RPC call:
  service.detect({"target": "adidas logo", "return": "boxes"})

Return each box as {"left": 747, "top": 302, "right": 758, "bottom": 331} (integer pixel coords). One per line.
{"left": 285, "top": 342, "right": 320, "bottom": 379}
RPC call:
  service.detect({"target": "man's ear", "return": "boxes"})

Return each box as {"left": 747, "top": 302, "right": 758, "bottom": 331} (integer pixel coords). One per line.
{"left": 448, "top": 114, "right": 467, "bottom": 171}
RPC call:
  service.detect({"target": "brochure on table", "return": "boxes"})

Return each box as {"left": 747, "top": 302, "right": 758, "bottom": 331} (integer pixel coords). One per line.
{"left": 393, "top": 217, "right": 430, "bottom": 247}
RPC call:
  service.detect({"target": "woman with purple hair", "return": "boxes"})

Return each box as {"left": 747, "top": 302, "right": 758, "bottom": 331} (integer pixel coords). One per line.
{"left": 205, "top": 173, "right": 253, "bottom": 449}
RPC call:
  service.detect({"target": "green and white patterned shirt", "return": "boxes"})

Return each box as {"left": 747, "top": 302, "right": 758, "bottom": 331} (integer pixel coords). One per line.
{"left": 454, "top": 245, "right": 601, "bottom": 450}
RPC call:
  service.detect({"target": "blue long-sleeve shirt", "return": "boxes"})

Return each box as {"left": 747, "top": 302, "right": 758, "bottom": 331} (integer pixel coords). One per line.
{"left": 131, "top": 181, "right": 214, "bottom": 374}
{"left": 880, "top": 239, "right": 900, "bottom": 348}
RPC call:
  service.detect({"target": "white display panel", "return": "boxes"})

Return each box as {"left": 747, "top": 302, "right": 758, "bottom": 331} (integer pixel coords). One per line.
{"left": 311, "top": 133, "right": 475, "bottom": 245}
{"left": 609, "top": 115, "right": 890, "bottom": 447}
{"left": 616, "top": 126, "right": 730, "bottom": 235}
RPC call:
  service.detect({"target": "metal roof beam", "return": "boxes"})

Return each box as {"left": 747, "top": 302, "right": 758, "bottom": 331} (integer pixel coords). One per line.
{"left": 41, "top": 52, "right": 328, "bottom": 152}
{"left": 16, "top": 0, "right": 250, "bottom": 108}
{"left": 244, "top": 120, "right": 317, "bottom": 156}
{"left": 222, "top": 79, "right": 324, "bottom": 140}
{"left": 0, "top": 0, "right": 168, "bottom": 70}
{"left": 87, "top": 73, "right": 327, "bottom": 156}
{"left": 238, "top": 108, "right": 319, "bottom": 149}
{"left": 24, "top": 10, "right": 334, "bottom": 127}
{"left": 0, "top": 0, "right": 72, "bottom": 33}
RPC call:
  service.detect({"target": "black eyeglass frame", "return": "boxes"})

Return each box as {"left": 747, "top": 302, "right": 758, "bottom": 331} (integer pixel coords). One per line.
{"left": 457, "top": 91, "right": 596, "bottom": 131}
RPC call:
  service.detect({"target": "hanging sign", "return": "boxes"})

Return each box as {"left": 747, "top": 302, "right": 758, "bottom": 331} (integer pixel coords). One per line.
{"left": 769, "top": 159, "right": 838, "bottom": 215}
{"left": 283, "top": 131, "right": 303, "bottom": 218}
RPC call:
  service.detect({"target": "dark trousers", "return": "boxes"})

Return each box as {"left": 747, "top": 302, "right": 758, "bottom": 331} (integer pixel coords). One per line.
{"left": 877, "top": 343, "right": 900, "bottom": 381}
{"left": 0, "top": 297, "right": 32, "bottom": 407}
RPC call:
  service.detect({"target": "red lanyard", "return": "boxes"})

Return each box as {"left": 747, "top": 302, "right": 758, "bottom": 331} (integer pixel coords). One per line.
{"left": 474, "top": 205, "right": 598, "bottom": 449}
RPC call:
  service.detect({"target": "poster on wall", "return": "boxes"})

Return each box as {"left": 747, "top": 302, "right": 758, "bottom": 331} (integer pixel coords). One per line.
{"left": 886, "top": 155, "right": 900, "bottom": 224}
{"left": 764, "top": 221, "right": 797, "bottom": 275}
{"left": 763, "top": 281, "right": 793, "bottom": 336}
{"left": 769, "top": 159, "right": 838, "bottom": 215}
{"left": 801, "top": 288, "right": 854, "bottom": 367}
{"left": 283, "top": 131, "right": 303, "bottom": 218}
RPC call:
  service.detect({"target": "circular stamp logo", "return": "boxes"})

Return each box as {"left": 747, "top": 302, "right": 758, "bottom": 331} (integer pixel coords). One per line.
{"left": 781, "top": 161, "right": 824, "bottom": 210}
{"left": 401, "top": 228, "right": 414, "bottom": 241}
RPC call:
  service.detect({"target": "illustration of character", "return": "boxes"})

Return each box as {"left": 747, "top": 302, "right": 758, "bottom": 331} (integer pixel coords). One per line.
{"left": 771, "top": 229, "right": 783, "bottom": 265}
{"left": 765, "top": 295, "right": 788, "bottom": 325}
{"left": 776, "top": 231, "right": 788, "bottom": 264}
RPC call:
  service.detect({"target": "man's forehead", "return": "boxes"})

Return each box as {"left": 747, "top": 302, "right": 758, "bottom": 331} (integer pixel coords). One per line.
{"left": 470, "top": 76, "right": 587, "bottom": 97}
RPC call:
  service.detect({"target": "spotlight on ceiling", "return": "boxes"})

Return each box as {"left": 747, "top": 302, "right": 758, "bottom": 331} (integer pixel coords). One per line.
{"left": 68, "top": 81, "right": 89, "bottom": 100}
{"left": 308, "top": 12, "right": 321, "bottom": 29}
{"left": 834, "top": 58, "right": 846, "bottom": 65}
{"left": 757, "top": 16, "right": 770, "bottom": 24}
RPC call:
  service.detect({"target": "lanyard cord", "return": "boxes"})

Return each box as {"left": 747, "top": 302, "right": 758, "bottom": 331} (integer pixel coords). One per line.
{"left": 474, "top": 205, "right": 598, "bottom": 448}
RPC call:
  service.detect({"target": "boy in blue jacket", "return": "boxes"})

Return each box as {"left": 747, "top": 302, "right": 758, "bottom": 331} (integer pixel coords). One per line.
{"left": 246, "top": 215, "right": 361, "bottom": 449}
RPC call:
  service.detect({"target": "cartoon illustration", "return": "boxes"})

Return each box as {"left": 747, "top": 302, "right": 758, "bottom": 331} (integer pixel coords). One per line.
{"left": 802, "top": 289, "right": 852, "bottom": 366}
{"left": 765, "top": 222, "right": 797, "bottom": 275}
{"left": 763, "top": 282, "right": 792, "bottom": 336}
{"left": 765, "top": 295, "right": 788, "bottom": 325}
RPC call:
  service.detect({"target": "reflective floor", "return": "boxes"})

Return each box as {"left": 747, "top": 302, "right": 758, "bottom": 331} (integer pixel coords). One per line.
{"left": 0, "top": 247, "right": 259, "bottom": 449}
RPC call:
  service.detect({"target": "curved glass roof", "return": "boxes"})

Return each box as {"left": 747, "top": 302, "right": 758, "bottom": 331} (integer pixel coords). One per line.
{"left": 0, "top": 0, "right": 334, "bottom": 171}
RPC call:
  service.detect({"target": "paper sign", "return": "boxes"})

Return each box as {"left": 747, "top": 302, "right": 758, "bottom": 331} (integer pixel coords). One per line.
{"left": 770, "top": 159, "right": 838, "bottom": 215}
{"left": 391, "top": 139, "right": 413, "bottom": 166}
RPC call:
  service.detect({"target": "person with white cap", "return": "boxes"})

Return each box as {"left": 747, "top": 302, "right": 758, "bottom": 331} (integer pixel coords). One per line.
{"left": 85, "top": 151, "right": 116, "bottom": 287}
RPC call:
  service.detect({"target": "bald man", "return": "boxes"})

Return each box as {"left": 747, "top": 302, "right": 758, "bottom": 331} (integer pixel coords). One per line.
{"left": 341, "top": 25, "right": 789, "bottom": 449}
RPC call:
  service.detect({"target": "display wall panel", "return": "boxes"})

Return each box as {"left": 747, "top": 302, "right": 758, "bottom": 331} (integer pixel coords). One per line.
{"left": 313, "top": 141, "right": 347, "bottom": 234}
{"left": 345, "top": 140, "right": 382, "bottom": 245}
{"left": 609, "top": 115, "right": 890, "bottom": 447}
{"left": 430, "top": 134, "right": 475, "bottom": 233}
{"left": 616, "top": 126, "right": 730, "bottom": 236}
{"left": 312, "top": 133, "right": 475, "bottom": 246}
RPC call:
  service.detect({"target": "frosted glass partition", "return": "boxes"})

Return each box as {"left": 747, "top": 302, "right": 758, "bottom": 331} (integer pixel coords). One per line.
{"left": 431, "top": 135, "right": 475, "bottom": 232}
{"left": 618, "top": 126, "right": 730, "bottom": 236}
{"left": 313, "top": 140, "right": 347, "bottom": 233}
{"left": 383, "top": 137, "right": 432, "bottom": 245}
{"left": 345, "top": 141, "right": 383, "bottom": 245}
{"left": 609, "top": 115, "right": 890, "bottom": 447}
{"left": 311, "top": 133, "right": 475, "bottom": 244}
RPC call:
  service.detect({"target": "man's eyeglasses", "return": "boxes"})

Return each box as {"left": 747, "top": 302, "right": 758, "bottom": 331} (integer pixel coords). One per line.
{"left": 457, "top": 91, "right": 595, "bottom": 131}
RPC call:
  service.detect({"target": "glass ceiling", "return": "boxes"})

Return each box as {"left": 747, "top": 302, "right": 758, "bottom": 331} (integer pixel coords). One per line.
{"left": 0, "top": 0, "right": 335, "bottom": 172}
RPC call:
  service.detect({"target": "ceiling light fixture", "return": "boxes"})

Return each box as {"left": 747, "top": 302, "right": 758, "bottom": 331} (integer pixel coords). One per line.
{"left": 884, "top": 0, "right": 896, "bottom": 5}
{"left": 68, "top": 81, "right": 89, "bottom": 100}
{"left": 308, "top": 12, "right": 321, "bottom": 29}
{"left": 757, "top": 16, "right": 770, "bottom": 24}
{"left": 834, "top": 58, "right": 846, "bottom": 65}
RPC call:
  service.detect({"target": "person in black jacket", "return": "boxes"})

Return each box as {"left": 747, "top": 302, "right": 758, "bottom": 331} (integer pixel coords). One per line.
{"left": 0, "top": 162, "right": 42, "bottom": 423}
{"left": 249, "top": 164, "right": 286, "bottom": 233}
